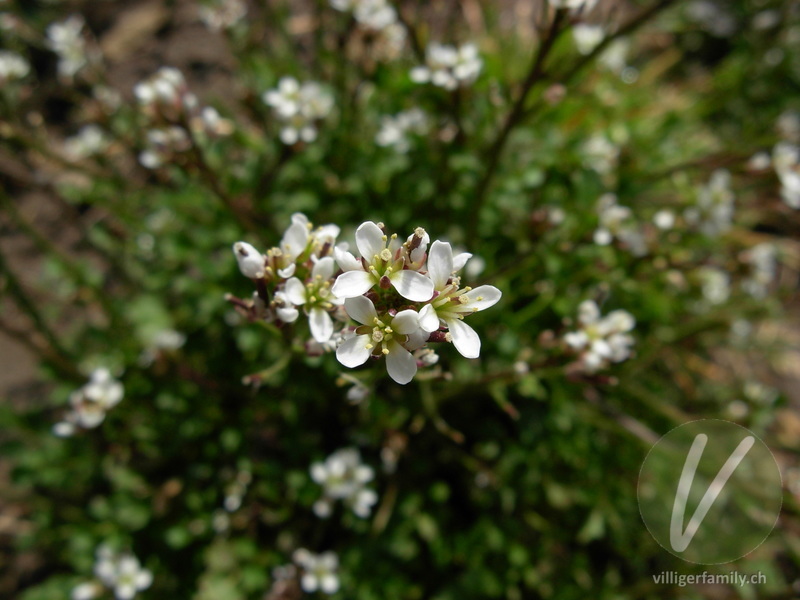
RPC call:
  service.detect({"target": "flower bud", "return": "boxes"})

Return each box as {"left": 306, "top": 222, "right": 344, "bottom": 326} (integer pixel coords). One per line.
{"left": 233, "top": 242, "right": 265, "bottom": 278}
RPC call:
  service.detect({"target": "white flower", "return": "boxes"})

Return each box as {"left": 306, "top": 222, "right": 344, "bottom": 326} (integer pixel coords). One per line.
{"left": 564, "top": 300, "right": 635, "bottom": 372}
{"left": 263, "top": 77, "right": 333, "bottom": 145}
{"left": 0, "top": 50, "right": 29, "bottom": 82}
{"left": 653, "top": 209, "right": 675, "bottom": 230}
{"left": 593, "top": 194, "right": 647, "bottom": 256}
{"left": 550, "top": 0, "right": 599, "bottom": 12}
{"left": 138, "top": 126, "right": 191, "bottom": 168}
{"left": 741, "top": 243, "right": 776, "bottom": 298}
{"left": 572, "top": 24, "right": 604, "bottom": 55}
{"left": 696, "top": 266, "right": 730, "bottom": 305}
{"left": 190, "top": 106, "right": 234, "bottom": 137}
{"left": 582, "top": 135, "right": 619, "bottom": 175}
{"left": 54, "top": 368, "right": 124, "bottom": 435}
{"left": 72, "top": 582, "right": 101, "bottom": 600}
{"left": 773, "top": 142, "right": 800, "bottom": 209}
{"left": 375, "top": 109, "right": 429, "bottom": 153}
{"left": 233, "top": 241, "right": 265, "bottom": 278}
{"left": 336, "top": 296, "right": 425, "bottom": 384}
{"left": 421, "top": 240, "right": 501, "bottom": 359}
{"left": 685, "top": 169, "right": 735, "bottom": 235}
{"left": 411, "top": 42, "right": 482, "bottom": 90}
{"left": 46, "top": 15, "right": 88, "bottom": 78}
{"left": 293, "top": 549, "right": 340, "bottom": 594}
{"left": 283, "top": 257, "right": 342, "bottom": 343}
{"left": 354, "top": 0, "right": 397, "bottom": 30}
{"left": 310, "top": 448, "right": 378, "bottom": 518}
{"left": 199, "top": 0, "right": 247, "bottom": 31}
{"left": 64, "top": 125, "right": 109, "bottom": 161}
{"left": 332, "top": 221, "right": 434, "bottom": 302}
{"left": 80, "top": 546, "right": 152, "bottom": 600}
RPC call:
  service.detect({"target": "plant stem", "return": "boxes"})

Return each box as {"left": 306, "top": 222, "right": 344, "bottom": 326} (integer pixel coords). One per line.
{"left": 466, "top": 8, "right": 567, "bottom": 240}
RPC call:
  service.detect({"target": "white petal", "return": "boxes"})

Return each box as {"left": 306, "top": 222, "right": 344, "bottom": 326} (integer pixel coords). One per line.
{"left": 463, "top": 285, "right": 502, "bottom": 311}
{"left": 385, "top": 340, "right": 417, "bottom": 384}
{"left": 336, "top": 334, "right": 372, "bottom": 367}
{"left": 447, "top": 318, "right": 481, "bottom": 358}
{"left": 312, "top": 256, "right": 335, "bottom": 280}
{"left": 114, "top": 583, "right": 136, "bottom": 600}
{"left": 277, "top": 263, "right": 296, "bottom": 278}
{"left": 309, "top": 307, "right": 334, "bottom": 343}
{"left": 53, "top": 421, "right": 76, "bottom": 437}
{"left": 72, "top": 583, "right": 98, "bottom": 600}
{"left": 418, "top": 304, "right": 440, "bottom": 333}
{"left": 281, "top": 222, "right": 309, "bottom": 260}
{"left": 390, "top": 269, "right": 434, "bottom": 302}
{"left": 310, "top": 462, "right": 327, "bottom": 483}
{"left": 392, "top": 310, "right": 420, "bottom": 335}
{"left": 135, "top": 569, "right": 153, "bottom": 590}
{"left": 232, "top": 241, "right": 264, "bottom": 278}
{"left": 427, "top": 240, "right": 453, "bottom": 290}
{"left": 301, "top": 574, "right": 318, "bottom": 592}
{"left": 343, "top": 296, "right": 378, "bottom": 325}
{"left": 331, "top": 270, "right": 375, "bottom": 299}
{"left": 578, "top": 300, "right": 600, "bottom": 325}
{"left": 452, "top": 252, "right": 472, "bottom": 272}
{"left": 564, "top": 331, "right": 588, "bottom": 349}
{"left": 334, "top": 244, "right": 362, "bottom": 272}
{"left": 320, "top": 574, "right": 340, "bottom": 594}
{"left": 276, "top": 306, "right": 299, "bottom": 323}
{"left": 283, "top": 278, "right": 307, "bottom": 305}
{"left": 405, "top": 329, "right": 430, "bottom": 351}
{"left": 355, "top": 221, "right": 385, "bottom": 260}
{"left": 313, "top": 498, "right": 333, "bottom": 518}
{"left": 591, "top": 339, "right": 612, "bottom": 358}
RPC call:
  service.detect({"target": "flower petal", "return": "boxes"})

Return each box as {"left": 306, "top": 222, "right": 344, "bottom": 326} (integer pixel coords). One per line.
{"left": 334, "top": 244, "right": 362, "bottom": 272}
{"left": 392, "top": 310, "right": 420, "bottom": 335}
{"left": 309, "top": 307, "right": 334, "bottom": 343}
{"left": 418, "top": 304, "right": 440, "bottom": 332}
{"left": 283, "top": 277, "right": 307, "bottom": 305}
{"left": 390, "top": 269, "right": 434, "bottom": 302}
{"left": 355, "top": 221, "right": 385, "bottom": 260}
{"left": 343, "top": 295, "right": 378, "bottom": 325}
{"left": 385, "top": 340, "right": 417, "bottom": 384}
{"left": 447, "top": 318, "right": 481, "bottom": 358}
{"left": 427, "top": 240, "right": 453, "bottom": 290}
{"left": 452, "top": 252, "right": 472, "bottom": 272}
{"left": 281, "top": 222, "right": 309, "bottom": 260}
{"left": 336, "top": 334, "right": 373, "bottom": 368}
{"left": 311, "top": 256, "right": 336, "bottom": 280}
{"left": 463, "top": 285, "right": 502, "bottom": 311}
{"left": 578, "top": 300, "right": 600, "bottom": 325}
{"left": 331, "top": 270, "right": 375, "bottom": 299}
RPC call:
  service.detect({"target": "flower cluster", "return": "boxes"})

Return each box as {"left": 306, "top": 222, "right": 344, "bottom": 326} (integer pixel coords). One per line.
{"left": 310, "top": 448, "right": 378, "bottom": 518}
{"left": 46, "top": 15, "right": 90, "bottom": 79}
{"left": 230, "top": 216, "right": 502, "bottom": 385}
{"left": 71, "top": 545, "right": 152, "bottom": 600}
{"left": 292, "top": 549, "right": 339, "bottom": 595}
{"left": 330, "top": 0, "right": 406, "bottom": 59}
{"left": 375, "top": 108, "right": 429, "bottom": 153}
{"left": 134, "top": 67, "right": 233, "bottom": 168}
{"left": 263, "top": 77, "right": 334, "bottom": 145}
{"left": 684, "top": 169, "right": 734, "bottom": 235}
{"left": 53, "top": 368, "right": 124, "bottom": 437}
{"left": 564, "top": 300, "right": 635, "bottom": 373}
{"left": 410, "top": 42, "right": 483, "bottom": 90}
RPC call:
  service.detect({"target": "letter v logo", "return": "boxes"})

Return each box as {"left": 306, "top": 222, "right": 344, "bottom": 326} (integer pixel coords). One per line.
{"left": 669, "top": 433, "right": 754, "bottom": 552}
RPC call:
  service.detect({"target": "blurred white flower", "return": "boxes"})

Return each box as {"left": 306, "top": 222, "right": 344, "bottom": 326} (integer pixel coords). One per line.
{"left": 375, "top": 108, "right": 429, "bottom": 153}
{"left": 199, "top": 0, "right": 247, "bottom": 31}
{"left": 564, "top": 300, "right": 635, "bottom": 373}
{"left": 550, "top": 0, "right": 599, "bottom": 12}
{"left": 684, "top": 169, "right": 735, "bottom": 235}
{"left": 696, "top": 266, "right": 730, "bottom": 305}
{"left": 572, "top": 24, "right": 604, "bottom": 55}
{"left": 263, "top": 77, "right": 333, "bottom": 145}
{"left": 46, "top": 15, "right": 88, "bottom": 78}
{"left": 740, "top": 243, "right": 776, "bottom": 299}
{"left": 138, "top": 126, "right": 191, "bottom": 169}
{"left": 53, "top": 369, "right": 124, "bottom": 436}
{"left": 772, "top": 142, "right": 800, "bottom": 209}
{"left": 594, "top": 194, "right": 647, "bottom": 256}
{"left": 293, "top": 549, "right": 339, "bottom": 594}
{"left": 411, "top": 42, "right": 482, "bottom": 90}
{"left": 311, "top": 447, "right": 378, "bottom": 518}
{"left": 581, "top": 134, "right": 619, "bottom": 175}
{"left": 73, "top": 546, "right": 152, "bottom": 600}
{"left": 64, "top": 125, "right": 109, "bottom": 161}
{"left": 0, "top": 50, "right": 29, "bottom": 82}
{"left": 653, "top": 209, "right": 675, "bottom": 230}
